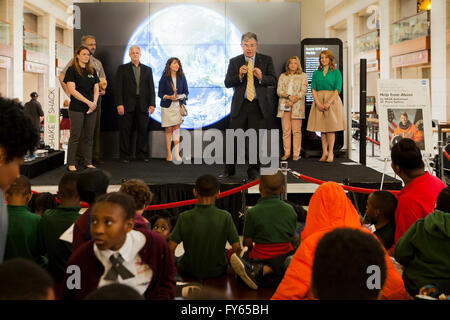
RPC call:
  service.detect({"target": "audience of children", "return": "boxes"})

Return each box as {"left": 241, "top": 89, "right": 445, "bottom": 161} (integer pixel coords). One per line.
{"left": 231, "top": 171, "right": 297, "bottom": 290}
{"left": 72, "top": 168, "right": 110, "bottom": 252}
{"left": 0, "top": 97, "right": 39, "bottom": 263}
{"left": 271, "top": 181, "right": 407, "bottom": 300}
{"left": 63, "top": 192, "right": 176, "bottom": 300}
{"left": 119, "top": 178, "right": 153, "bottom": 230}
{"left": 168, "top": 174, "right": 242, "bottom": 280}
{"left": 365, "top": 190, "right": 397, "bottom": 250}
{"left": 311, "top": 228, "right": 387, "bottom": 300}
{"left": 394, "top": 186, "right": 450, "bottom": 296}
{"left": 0, "top": 258, "right": 54, "bottom": 300}
{"left": 1, "top": 124, "right": 447, "bottom": 301}
{"left": 390, "top": 138, "right": 445, "bottom": 245}
{"left": 4, "top": 176, "right": 47, "bottom": 268}
{"left": 41, "top": 172, "right": 81, "bottom": 284}
{"left": 32, "top": 192, "right": 58, "bottom": 216}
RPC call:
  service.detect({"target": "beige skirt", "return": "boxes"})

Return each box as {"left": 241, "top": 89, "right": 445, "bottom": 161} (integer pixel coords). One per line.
{"left": 161, "top": 102, "right": 183, "bottom": 128}
{"left": 307, "top": 90, "right": 346, "bottom": 132}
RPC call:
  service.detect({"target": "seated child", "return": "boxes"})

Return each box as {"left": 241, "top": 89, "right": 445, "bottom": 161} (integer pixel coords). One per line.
{"left": 231, "top": 171, "right": 297, "bottom": 290}
{"left": 311, "top": 228, "right": 387, "bottom": 300}
{"left": 33, "top": 192, "right": 58, "bottom": 216}
{"left": 394, "top": 186, "right": 450, "bottom": 296}
{"left": 63, "top": 192, "right": 176, "bottom": 300}
{"left": 284, "top": 200, "right": 307, "bottom": 250}
{"left": 4, "top": 176, "right": 47, "bottom": 268}
{"left": 41, "top": 172, "right": 81, "bottom": 283}
{"left": 169, "top": 174, "right": 241, "bottom": 280}
{"left": 365, "top": 190, "right": 397, "bottom": 250}
{"left": 119, "top": 179, "right": 152, "bottom": 230}
{"left": 150, "top": 210, "right": 175, "bottom": 241}
{"left": 72, "top": 168, "right": 110, "bottom": 252}
{"left": 0, "top": 258, "right": 55, "bottom": 300}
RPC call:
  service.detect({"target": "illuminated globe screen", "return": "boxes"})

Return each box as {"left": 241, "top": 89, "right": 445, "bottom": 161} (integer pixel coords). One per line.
{"left": 75, "top": 2, "right": 301, "bottom": 131}
{"left": 122, "top": 5, "right": 242, "bottom": 129}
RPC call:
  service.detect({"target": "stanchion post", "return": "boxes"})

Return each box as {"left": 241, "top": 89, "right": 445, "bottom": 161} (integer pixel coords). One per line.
{"left": 280, "top": 161, "right": 288, "bottom": 201}
{"left": 359, "top": 59, "right": 367, "bottom": 166}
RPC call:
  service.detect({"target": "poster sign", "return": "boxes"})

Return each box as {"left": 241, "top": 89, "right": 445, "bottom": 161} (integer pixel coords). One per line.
{"left": 44, "top": 88, "right": 60, "bottom": 150}
{"left": 377, "top": 79, "right": 432, "bottom": 159}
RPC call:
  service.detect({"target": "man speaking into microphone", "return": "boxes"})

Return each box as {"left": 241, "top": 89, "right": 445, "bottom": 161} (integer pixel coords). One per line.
{"left": 221, "top": 32, "right": 277, "bottom": 180}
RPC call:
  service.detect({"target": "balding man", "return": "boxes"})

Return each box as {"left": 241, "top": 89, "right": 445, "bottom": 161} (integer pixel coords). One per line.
{"left": 115, "top": 45, "right": 155, "bottom": 163}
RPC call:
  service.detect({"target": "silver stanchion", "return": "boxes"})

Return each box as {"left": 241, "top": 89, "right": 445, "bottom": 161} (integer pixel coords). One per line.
{"left": 280, "top": 161, "right": 288, "bottom": 201}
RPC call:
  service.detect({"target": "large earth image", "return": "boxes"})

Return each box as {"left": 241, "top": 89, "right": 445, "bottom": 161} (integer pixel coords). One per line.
{"left": 123, "top": 5, "right": 242, "bottom": 129}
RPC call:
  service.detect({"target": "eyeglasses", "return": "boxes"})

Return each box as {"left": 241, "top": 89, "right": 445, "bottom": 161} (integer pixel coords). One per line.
{"left": 241, "top": 43, "right": 257, "bottom": 49}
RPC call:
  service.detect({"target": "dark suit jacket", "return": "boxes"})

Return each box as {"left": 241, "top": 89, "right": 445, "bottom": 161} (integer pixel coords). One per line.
{"left": 115, "top": 62, "right": 156, "bottom": 113}
{"left": 158, "top": 75, "right": 189, "bottom": 108}
{"left": 224, "top": 53, "right": 277, "bottom": 119}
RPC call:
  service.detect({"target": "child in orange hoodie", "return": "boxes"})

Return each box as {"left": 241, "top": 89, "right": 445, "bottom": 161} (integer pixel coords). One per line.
{"left": 271, "top": 181, "right": 407, "bottom": 300}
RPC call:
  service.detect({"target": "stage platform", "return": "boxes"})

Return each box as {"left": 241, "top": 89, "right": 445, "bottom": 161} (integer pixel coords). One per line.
{"left": 31, "top": 157, "right": 402, "bottom": 225}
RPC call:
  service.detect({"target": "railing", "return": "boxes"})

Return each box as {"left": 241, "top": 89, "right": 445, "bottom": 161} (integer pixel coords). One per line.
{"left": 56, "top": 42, "right": 72, "bottom": 61}
{"left": 355, "top": 29, "right": 379, "bottom": 54}
{"left": 392, "top": 10, "right": 430, "bottom": 44}
{"left": 0, "top": 19, "right": 10, "bottom": 45}
{"left": 23, "top": 28, "right": 48, "bottom": 54}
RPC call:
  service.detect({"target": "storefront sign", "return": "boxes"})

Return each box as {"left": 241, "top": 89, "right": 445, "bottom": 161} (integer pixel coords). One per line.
{"left": 391, "top": 50, "right": 429, "bottom": 68}
{"left": 0, "top": 56, "right": 10, "bottom": 69}
{"left": 24, "top": 61, "right": 47, "bottom": 74}
{"left": 44, "top": 88, "right": 60, "bottom": 150}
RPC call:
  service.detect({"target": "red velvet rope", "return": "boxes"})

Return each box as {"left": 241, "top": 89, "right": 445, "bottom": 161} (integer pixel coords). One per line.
{"left": 366, "top": 136, "right": 380, "bottom": 146}
{"left": 290, "top": 171, "right": 400, "bottom": 195}
{"left": 444, "top": 150, "right": 450, "bottom": 161}
{"left": 144, "top": 179, "right": 260, "bottom": 211}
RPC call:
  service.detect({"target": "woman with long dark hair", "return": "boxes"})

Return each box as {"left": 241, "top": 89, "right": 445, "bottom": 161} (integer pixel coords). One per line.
{"left": 63, "top": 45, "right": 99, "bottom": 172}
{"left": 306, "top": 50, "right": 345, "bottom": 163}
{"left": 158, "top": 57, "right": 188, "bottom": 162}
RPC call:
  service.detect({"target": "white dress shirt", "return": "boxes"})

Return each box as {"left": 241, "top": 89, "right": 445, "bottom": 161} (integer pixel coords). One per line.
{"left": 94, "top": 230, "right": 153, "bottom": 295}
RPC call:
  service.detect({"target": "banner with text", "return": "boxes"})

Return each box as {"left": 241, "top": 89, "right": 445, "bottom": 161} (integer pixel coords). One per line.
{"left": 377, "top": 79, "right": 432, "bottom": 159}
{"left": 44, "top": 87, "right": 60, "bottom": 150}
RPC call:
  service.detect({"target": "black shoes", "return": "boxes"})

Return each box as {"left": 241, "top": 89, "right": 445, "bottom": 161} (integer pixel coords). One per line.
{"left": 230, "top": 253, "right": 263, "bottom": 290}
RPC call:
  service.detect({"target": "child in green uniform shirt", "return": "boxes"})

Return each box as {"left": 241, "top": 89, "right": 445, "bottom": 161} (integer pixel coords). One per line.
{"left": 231, "top": 171, "right": 297, "bottom": 290}
{"left": 169, "top": 174, "right": 242, "bottom": 280}
{"left": 42, "top": 172, "right": 81, "bottom": 283}
{"left": 4, "top": 176, "right": 47, "bottom": 268}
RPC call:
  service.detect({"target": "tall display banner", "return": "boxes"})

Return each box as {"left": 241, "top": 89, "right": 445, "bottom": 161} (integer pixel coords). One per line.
{"left": 377, "top": 79, "right": 433, "bottom": 159}
{"left": 44, "top": 87, "right": 60, "bottom": 150}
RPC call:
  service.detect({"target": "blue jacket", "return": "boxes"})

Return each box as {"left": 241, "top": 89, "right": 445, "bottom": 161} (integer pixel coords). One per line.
{"left": 158, "top": 75, "right": 189, "bottom": 108}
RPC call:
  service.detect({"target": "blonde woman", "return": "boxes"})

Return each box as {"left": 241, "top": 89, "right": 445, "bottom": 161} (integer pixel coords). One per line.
{"left": 307, "top": 50, "right": 345, "bottom": 163}
{"left": 277, "top": 56, "right": 308, "bottom": 161}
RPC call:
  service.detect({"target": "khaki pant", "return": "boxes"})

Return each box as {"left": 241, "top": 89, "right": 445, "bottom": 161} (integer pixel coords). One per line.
{"left": 281, "top": 111, "right": 302, "bottom": 157}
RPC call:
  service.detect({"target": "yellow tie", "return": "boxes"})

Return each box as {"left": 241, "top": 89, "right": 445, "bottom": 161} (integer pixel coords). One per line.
{"left": 246, "top": 58, "right": 255, "bottom": 102}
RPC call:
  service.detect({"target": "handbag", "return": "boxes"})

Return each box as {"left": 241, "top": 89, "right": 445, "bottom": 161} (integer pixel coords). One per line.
{"left": 180, "top": 104, "right": 188, "bottom": 117}
{"left": 170, "top": 79, "right": 187, "bottom": 117}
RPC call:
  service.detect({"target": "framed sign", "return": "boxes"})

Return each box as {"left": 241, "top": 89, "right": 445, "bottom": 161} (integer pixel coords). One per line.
{"left": 377, "top": 79, "right": 432, "bottom": 159}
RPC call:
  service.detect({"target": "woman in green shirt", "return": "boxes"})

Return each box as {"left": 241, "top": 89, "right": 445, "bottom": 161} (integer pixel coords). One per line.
{"left": 306, "top": 50, "right": 346, "bottom": 163}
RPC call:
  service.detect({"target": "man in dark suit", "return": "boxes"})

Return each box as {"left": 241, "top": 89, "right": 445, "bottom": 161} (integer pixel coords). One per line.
{"left": 115, "top": 45, "right": 155, "bottom": 163}
{"left": 221, "top": 32, "right": 277, "bottom": 180}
